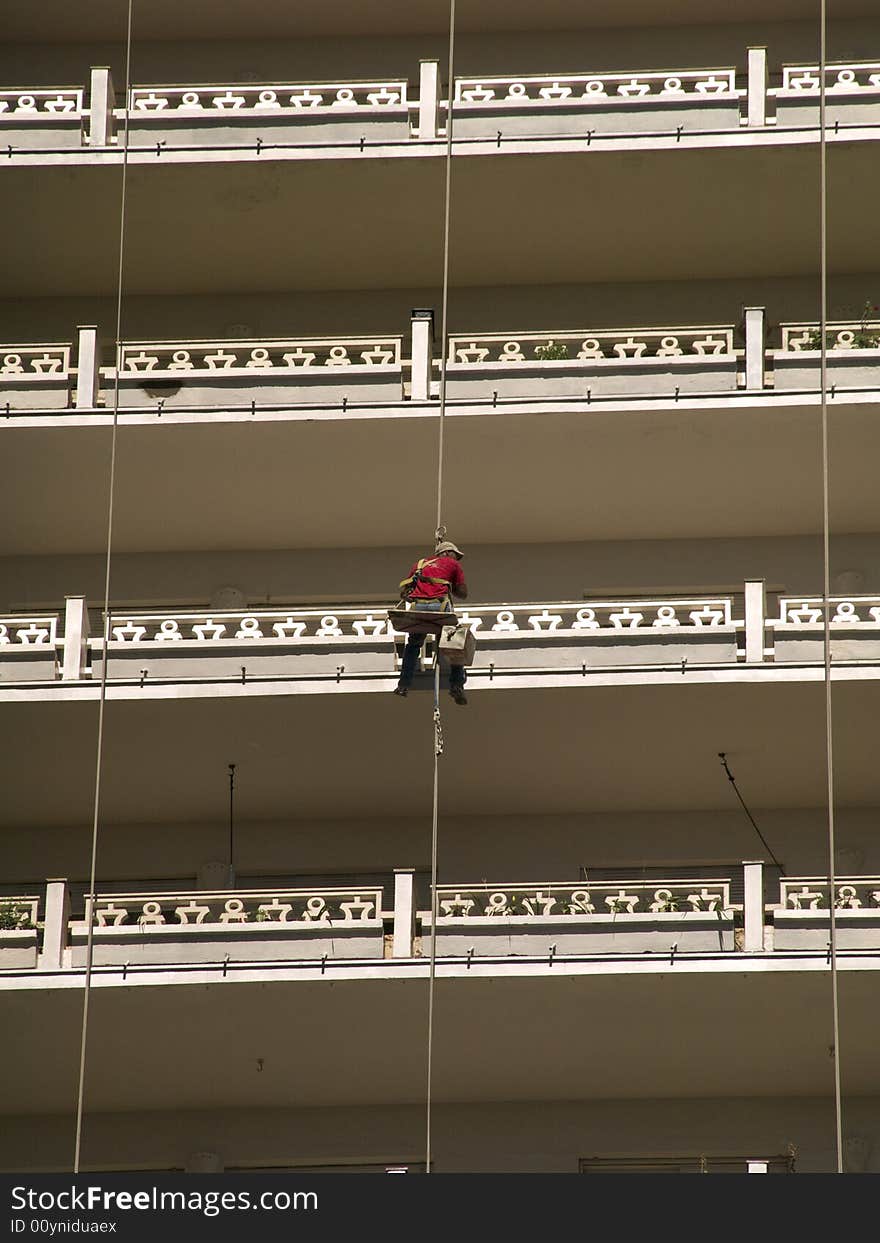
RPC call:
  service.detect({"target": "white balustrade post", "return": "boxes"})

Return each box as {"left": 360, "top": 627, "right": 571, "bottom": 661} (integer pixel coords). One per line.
{"left": 88, "top": 66, "right": 116, "bottom": 147}
{"left": 410, "top": 308, "right": 434, "bottom": 402}
{"left": 417, "top": 60, "right": 440, "bottom": 139}
{"left": 743, "top": 860, "right": 765, "bottom": 952}
{"left": 392, "top": 868, "right": 416, "bottom": 957}
{"left": 744, "top": 578, "right": 766, "bottom": 664}
{"left": 743, "top": 307, "right": 766, "bottom": 390}
{"left": 62, "top": 595, "right": 90, "bottom": 681}
{"left": 75, "top": 325, "right": 101, "bottom": 409}
{"left": 40, "top": 879, "right": 71, "bottom": 969}
{"left": 746, "top": 47, "right": 768, "bottom": 128}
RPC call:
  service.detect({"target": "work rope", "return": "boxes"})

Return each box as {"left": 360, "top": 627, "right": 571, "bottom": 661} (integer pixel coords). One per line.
{"left": 818, "top": 0, "right": 844, "bottom": 1175}
{"left": 73, "top": 0, "right": 135, "bottom": 1174}
{"left": 425, "top": 0, "right": 457, "bottom": 1175}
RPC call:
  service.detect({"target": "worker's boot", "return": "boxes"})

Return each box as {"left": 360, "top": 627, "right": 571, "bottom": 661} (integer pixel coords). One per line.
{"left": 393, "top": 684, "right": 408, "bottom": 697}
{"left": 449, "top": 685, "right": 467, "bottom": 706}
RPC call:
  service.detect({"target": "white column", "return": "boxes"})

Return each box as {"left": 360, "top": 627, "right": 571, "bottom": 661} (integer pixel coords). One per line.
{"left": 743, "top": 306, "right": 766, "bottom": 391}
{"left": 75, "top": 325, "right": 101, "bottom": 409}
{"left": 417, "top": 60, "right": 440, "bottom": 140}
{"left": 743, "top": 860, "right": 765, "bottom": 953}
{"left": 746, "top": 47, "right": 768, "bottom": 128}
{"left": 392, "top": 868, "right": 415, "bottom": 958}
{"left": 744, "top": 579, "right": 766, "bottom": 664}
{"left": 410, "top": 309, "right": 434, "bottom": 402}
{"left": 40, "top": 879, "right": 70, "bottom": 969}
{"left": 62, "top": 596, "right": 90, "bottom": 681}
{"left": 88, "top": 66, "right": 116, "bottom": 147}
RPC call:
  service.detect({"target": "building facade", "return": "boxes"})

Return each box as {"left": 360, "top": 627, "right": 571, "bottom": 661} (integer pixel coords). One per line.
{"left": 2, "top": 0, "right": 880, "bottom": 1173}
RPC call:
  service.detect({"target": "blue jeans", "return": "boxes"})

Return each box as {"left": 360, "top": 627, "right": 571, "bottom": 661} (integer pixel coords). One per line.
{"left": 398, "top": 599, "right": 466, "bottom": 690}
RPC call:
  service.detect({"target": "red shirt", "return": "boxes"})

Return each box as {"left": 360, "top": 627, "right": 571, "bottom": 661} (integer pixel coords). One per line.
{"left": 407, "top": 554, "right": 466, "bottom": 601}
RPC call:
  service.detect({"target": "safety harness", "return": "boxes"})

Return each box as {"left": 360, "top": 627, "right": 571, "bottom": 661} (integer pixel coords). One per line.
{"left": 398, "top": 556, "right": 452, "bottom": 604}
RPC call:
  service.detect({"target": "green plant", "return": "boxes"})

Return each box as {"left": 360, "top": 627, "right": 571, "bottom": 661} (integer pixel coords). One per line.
{"left": 535, "top": 340, "right": 568, "bottom": 361}
{"left": 805, "top": 300, "right": 880, "bottom": 350}
{"left": 0, "top": 903, "right": 35, "bottom": 931}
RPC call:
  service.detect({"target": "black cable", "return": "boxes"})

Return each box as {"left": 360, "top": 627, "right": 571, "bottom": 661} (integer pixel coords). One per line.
{"left": 717, "top": 752, "right": 785, "bottom": 873}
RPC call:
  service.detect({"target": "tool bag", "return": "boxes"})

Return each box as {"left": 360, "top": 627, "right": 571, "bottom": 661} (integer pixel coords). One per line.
{"left": 438, "top": 622, "right": 476, "bottom": 666}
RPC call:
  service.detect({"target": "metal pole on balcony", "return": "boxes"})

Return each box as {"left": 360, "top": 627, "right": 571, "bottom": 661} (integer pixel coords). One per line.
{"left": 73, "top": 0, "right": 134, "bottom": 1178}
{"left": 818, "top": 0, "right": 844, "bottom": 1176}
{"left": 228, "top": 763, "right": 236, "bottom": 888}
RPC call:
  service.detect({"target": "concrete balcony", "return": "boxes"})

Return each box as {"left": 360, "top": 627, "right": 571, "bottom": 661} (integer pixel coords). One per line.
{"left": 773, "top": 319, "right": 880, "bottom": 392}
{"left": 424, "top": 879, "right": 736, "bottom": 957}
{"left": 449, "top": 67, "right": 746, "bottom": 138}
{"left": 774, "top": 877, "right": 880, "bottom": 949}
{"left": 4, "top": 864, "right": 877, "bottom": 974}
{"left": 8, "top": 57, "right": 880, "bottom": 156}
{"left": 69, "top": 885, "right": 386, "bottom": 966}
{"left": 0, "top": 343, "right": 73, "bottom": 410}
{"left": 124, "top": 80, "right": 410, "bottom": 148}
{"left": 7, "top": 312, "right": 880, "bottom": 417}
{"left": 114, "top": 335, "right": 405, "bottom": 409}
{"left": 0, "top": 88, "right": 84, "bottom": 149}
{"left": 772, "top": 62, "right": 880, "bottom": 128}
{"left": 445, "top": 326, "right": 740, "bottom": 399}
{"left": 0, "top": 614, "right": 60, "bottom": 681}
{"left": 16, "top": 587, "right": 880, "bottom": 688}
{"left": 0, "top": 897, "right": 40, "bottom": 970}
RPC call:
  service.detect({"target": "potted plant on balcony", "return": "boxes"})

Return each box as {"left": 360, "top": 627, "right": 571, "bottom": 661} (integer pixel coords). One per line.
{"left": 0, "top": 901, "right": 39, "bottom": 969}
{"left": 534, "top": 340, "right": 568, "bottom": 360}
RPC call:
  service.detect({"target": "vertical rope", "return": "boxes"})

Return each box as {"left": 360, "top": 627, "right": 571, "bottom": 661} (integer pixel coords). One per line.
{"left": 425, "top": 0, "right": 457, "bottom": 1174}
{"left": 434, "top": 0, "right": 456, "bottom": 539}
{"left": 72, "top": 0, "right": 134, "bottom": 1174}
{"left": 818, "top": 0, "right": 844, "bottom": 1175}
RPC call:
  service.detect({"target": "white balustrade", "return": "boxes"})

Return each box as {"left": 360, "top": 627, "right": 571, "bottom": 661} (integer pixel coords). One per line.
{"left": 0, "top": 616, "right": 59, "bottom": 646}
{"left": 87, "top": 887, "right": 383, "bottom": 927}
{"left": 448, "top": 327, "right": 735, "bottom": 365}
{"left": 0, "top": 346, "right": 71, "bottom": 379}
{"left": 454, "top": 69, "right": 738, "bottom": 106}
{"left": 778, "top": 62, "right": 880, "bottom": 94}
{"left": 781, "top": 879, "right": 880, "bottom": 911}
{"left": 780, "top": 321, "right": 880, "bottom": 351}
{"left": 433, "top": 880, "right": 732, "bottom": 918}
{"left": 774, "top": 597, "right": 880, "bottom": 628}
{"left": 129, "top": 81, "right": 407, "bottom": 114}
{"left": 0, "top": 89, "right": 83, "bottom": 119}
{"left": 100, "top": 598, "right": 737, "bottom": 651}
{"left": 118, "top": 337, "right": 402, "bottom": 374}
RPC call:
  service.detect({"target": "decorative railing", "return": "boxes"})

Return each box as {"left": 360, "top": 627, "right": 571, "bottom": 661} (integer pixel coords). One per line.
{"left": 457, "top": 599, "right": 735, "bottom": 634}
{"left": 434, "top": 881, "right": 731, "bottom": 917}
{"left": 0, "top": 346, "right": 71, "bottom": 378}
{"left": 447, "top": 327, "right": 735, "bottom": 365}
{"left": 105, "top": 608, "right": 394, "bottom": 645}
{"left": 86, "top": 887, "right": 383, "bottom": 927}
{"left": 117, "top": 337, "right": 402, "bottom": 375}
{"left": 0, "top": 89, "right": 83, "bottom": 118}
{"left": 778, "top": 62, "right": 880, "bottom": 94}
{"left": 100, "top": 599, "right": 736, "bottom": 649}
{"left": 773, "top": 597, "right": 880, "bottom": 628}
{"left": 780, "top": 321, "right": 880, "bottom": 351}
{"left": 0, "top": 616, "right": 58, "bottom": 646}
{"left": 780, "top": 879, "right": 880, "bottom": 910}
{"left": 454, "top": 69, "right": 738, "bottom": 106}
{"left": 129, "top": 81, "right": 408, "bottom": 114}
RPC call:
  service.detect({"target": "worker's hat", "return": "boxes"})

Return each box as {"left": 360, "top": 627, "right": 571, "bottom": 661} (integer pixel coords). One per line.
{"left": 436, "top": 540, "right": 464, "bottom": 557}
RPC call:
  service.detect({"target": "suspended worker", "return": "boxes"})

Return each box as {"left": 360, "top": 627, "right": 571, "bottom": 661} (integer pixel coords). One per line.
{"left": 394, "top": 540, "right": 469, "bottom": 705}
